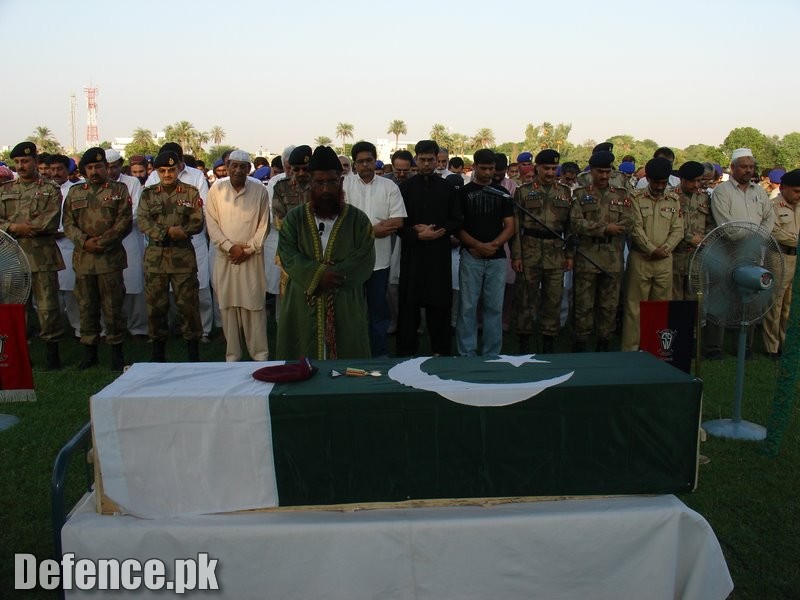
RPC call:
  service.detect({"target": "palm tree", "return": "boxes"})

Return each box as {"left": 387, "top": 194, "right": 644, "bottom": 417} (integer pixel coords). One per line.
{"left": 450, "top": 133, "right": 468, "bottom": 157}
{"left": 27, "top": 126, "right": 62, "bottom": 154}
{"left": 209, "top": 126, "right": 225, "bottom": 145}
{"left": 131, "top": 127, "right": 155, "bottom": 147}
{"left": 314, "top": 136, "right": 332, "bottom": 147}
{"left": 163, "top": 121, "right": 199, "bottom": 152}
{"left": 387, "top": 120, "right": 407, "bottom": 151}
{"left": 471, "top": 128, "right": 495, "bottom": 150}
{"left": 335, "top": 123, "right": 354, "bottom": 155}
{"left": 430, "top": 123, "right": 449, "bottom": 148}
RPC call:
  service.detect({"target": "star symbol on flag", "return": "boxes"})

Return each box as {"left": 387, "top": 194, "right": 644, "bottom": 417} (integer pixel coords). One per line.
{"left": 485, "top": 354, "right": 549, "bottom": 367}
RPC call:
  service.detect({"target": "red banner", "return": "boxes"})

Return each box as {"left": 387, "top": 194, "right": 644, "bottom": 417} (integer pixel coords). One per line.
{"left": 0, "top": 304, "right": 36, "bottom": 402}
{"left": 639, "top": 300, "right": 697, "bottom": 374}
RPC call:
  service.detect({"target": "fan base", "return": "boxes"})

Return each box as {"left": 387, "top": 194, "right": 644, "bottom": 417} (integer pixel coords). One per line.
{"left": 0, "top": 414, "right": 20, "bottom": 432}
{"left": 703, "top": 418, "right": 766, "bottom": 441}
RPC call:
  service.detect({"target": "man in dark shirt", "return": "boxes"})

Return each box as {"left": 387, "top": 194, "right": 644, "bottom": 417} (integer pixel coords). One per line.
{"left": 397, "top": 140, "right": 463, "bottom": 356}
{"left": 456, "top": 149, "right": 515, "bottom": 356}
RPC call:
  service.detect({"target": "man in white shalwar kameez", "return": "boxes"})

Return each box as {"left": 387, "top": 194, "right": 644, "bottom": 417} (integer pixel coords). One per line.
{"left": 206, "top": 150, "right": 270, "bottom": 361}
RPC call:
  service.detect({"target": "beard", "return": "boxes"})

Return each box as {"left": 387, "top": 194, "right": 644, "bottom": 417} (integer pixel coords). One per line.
{"left": 311, "top": 190, "right": 343, "bottom": 219}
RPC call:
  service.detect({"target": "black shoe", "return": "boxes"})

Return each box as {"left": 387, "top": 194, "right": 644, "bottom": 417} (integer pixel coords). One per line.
{"left": 187, "top": 340, "right": 200, "bottom": 362}
{"left": 518, "top": 335, "right": 530, "bottom": 354}
{"left": 572, "top": 340, "right": 586, "bottom": 353}
{"left": 542, "top": 335, "right": 555, "bottom": 354}
{"left": 45, "top": 342, "right": 61, "bottom": 370}
{"left": 78, "top": 345, "right": 99, "bottom": 370}
{"left": 595, "top": 339, "right": 610, "bottom": 352}
{"left": 704, "top": 349, "right": 723, "bottom": 361}
{"left": 151, "top": 340, "right": 167, "bottom": 363}
{"left": 110, "top": 344, "right": 125, "bottom": 371}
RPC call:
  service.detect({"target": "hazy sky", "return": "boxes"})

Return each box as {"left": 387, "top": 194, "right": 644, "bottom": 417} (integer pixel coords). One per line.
{"left": 2, "top": 0, "right": 798, "bottom": 156}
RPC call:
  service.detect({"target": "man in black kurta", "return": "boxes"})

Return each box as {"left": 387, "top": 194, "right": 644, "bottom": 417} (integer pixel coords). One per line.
{"left": 397, "top": 140, "right": 463, "bottom": 356}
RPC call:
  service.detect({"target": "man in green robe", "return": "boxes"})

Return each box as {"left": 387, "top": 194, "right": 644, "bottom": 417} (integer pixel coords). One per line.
{"left": 276, "top": 145, "right": 375, "bottom": 360}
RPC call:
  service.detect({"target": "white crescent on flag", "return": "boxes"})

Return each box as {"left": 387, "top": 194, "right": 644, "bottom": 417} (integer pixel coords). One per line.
{"left": 388, "top": 357, "right": 574, "bottom": 407}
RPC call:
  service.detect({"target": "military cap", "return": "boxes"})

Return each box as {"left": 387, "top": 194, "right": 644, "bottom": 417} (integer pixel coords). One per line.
{"left": 473, "top": 149, "right": 495, "bottom": 165}
{"left": 375, "top": 160, "right": 384, "bottom": 169}
{"left": 79, "top": 147, "right": 107, "bottom": 169}
{"left": 10, "top": 142, "right": 37, "bottom": 158}
{"left": 535, "top": 149, "right": 560, "bottom": 165}
{"left": 678, "top": 161, "right": 704, "bottom": 180}
{"left": 159, "top": 142, "right": 183, "bottom": 159}
{"left": 645, "top": 157, "right": 672, "bottom": 180}
{"left": 592, "top": 142, "right": 614, "bottom": 153}
{"left": 768, "top": 169, "right": 786, "bottom": 184}
{"left": 252, "top": 166, "right": 271, "bottom": 181}
{"left": 212, "top": 158, "right": 225, "bottom": 169}
{"left": 494, "top": 153, "right": 509, "bottom": 169}
{"left": 618, "top": 161, "right": 636, "bottom": 175}
{"left": 288, "top": 145, "right": 313, "bottom": 166}
{"left": 589, "top": 151, "right": 615, "bottom": 169}
{"left": 781, "top": 169, "right": 800, "bottom": 187}
{"left": 308, "top": 145, "right": 343, "bottom": 173}
{"left": 153, "top": 151, "right": 180, "bottom": 168}
{"left": 517, "top": 151, "right": 533, "bottom": 163}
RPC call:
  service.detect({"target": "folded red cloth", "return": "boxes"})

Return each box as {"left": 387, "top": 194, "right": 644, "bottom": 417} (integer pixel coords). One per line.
{"left": 252, "top": 357, "right": 316, "bottom": 383}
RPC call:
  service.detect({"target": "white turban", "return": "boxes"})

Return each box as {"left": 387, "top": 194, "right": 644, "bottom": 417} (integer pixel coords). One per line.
{"left": 730, "top": 148, "right": 753, "bottom": 162}
{"left": 228, "top": 149, "right": 250, "bottom": 163}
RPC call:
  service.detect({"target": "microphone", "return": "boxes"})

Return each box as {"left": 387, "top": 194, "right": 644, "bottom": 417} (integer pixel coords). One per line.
{"left": 481, "top": 184, "right": 512, "bottom": 199}
{"left": 318, "top": 222, "right": 325, "bottom": 236}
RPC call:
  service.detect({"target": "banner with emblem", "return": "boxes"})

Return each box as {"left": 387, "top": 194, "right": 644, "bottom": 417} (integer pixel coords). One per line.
{"left": 0, "top": 304, "right": 36, "bottom": 402}
{"left": 639, "top": 300, "right": 697, "bottom": 374}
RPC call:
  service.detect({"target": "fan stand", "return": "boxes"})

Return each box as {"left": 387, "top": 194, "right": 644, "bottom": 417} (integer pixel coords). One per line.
{"left": 0, "top": 414, "right": 20, "bottom": 431}
{"left": 703, "top": 321, "right": 767, "bottom": 441}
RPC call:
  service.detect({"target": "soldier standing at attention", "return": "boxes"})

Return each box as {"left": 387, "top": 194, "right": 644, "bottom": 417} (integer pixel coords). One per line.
{"left": 672, "top": 161, "right": 714, "bottom": 300}
{"left": 511, "top": 149, "right": 573, "bottom": 353}
{"left": 569, "top": 151, "right": 633, "bottom": 352}
{"left": 621, "top": 158, "right": 683, "bottom": 351}
{"left": 63, "top": 148, "right": 132, "bottom": 370}
{"left": 137, "top": 151, "right": 204, "bottom": 362}
{"left": 0, "top": 142, "right": 65, "bottom": 369}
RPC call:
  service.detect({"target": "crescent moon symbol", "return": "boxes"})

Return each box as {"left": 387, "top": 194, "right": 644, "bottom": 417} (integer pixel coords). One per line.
{"left": 388, "top": 357, "right": 573, "bottom": 407}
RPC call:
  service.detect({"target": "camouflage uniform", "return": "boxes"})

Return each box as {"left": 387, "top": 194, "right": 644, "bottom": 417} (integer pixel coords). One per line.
{"left": 672, "top": 189, "right": 714, "bottom": 300}
{"left": 137, "top": 182, "right": 204, "bottom": 342}
{"left": 272, "top": 177, "right": 311, "bottom": 294}
{"left": 0, "top": 176, "right": 65, "bottom": 342}
{"left": 577, "top": 169, "right": 629, "bottom": 191}
{"left": 510, "top": 179, "right": 573, "bottom": 339}
{"left": 569, "top": 184, "right": 633, "bottom": 345}
{"left": 62, "top": 181, "right": 132, "bottom": 346}
{"left": 620, "top": 187, "right": 683, "bottom": 351}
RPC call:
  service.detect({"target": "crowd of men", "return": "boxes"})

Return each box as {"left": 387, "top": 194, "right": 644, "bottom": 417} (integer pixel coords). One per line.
{"left": 1, "top": 137, "right": 798, "bottom": 370}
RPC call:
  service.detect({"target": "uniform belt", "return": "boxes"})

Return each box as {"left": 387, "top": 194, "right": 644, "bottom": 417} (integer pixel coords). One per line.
{"left": 150, "top": 239, "right": 192, "bottom": 248}
{"left": 780, "top": 244, "right": 798, "bottom": 256}
{"left": 587, "top": 236, "right": 613, "bottom": 244}
{"left": 521, "top": 228, "right": 560, "bottom": 239}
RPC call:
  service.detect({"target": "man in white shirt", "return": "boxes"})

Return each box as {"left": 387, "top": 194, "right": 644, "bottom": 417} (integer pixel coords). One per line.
{"left": 344, "top": 141, "right": 407, "bottom": 357}
{"left": 206, "top": 150, "right": 270, "bottom": 361}
{"left": 635, "top": 147, "right": 680, "bottom": 190}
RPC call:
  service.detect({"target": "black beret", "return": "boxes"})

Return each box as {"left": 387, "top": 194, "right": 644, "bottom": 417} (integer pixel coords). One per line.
{"left": 781, "top": 169, "right": 800, "bottom": 187}
{"left": 589, "top": 151, "right": 615, "bottom": 169}
{"left": 535, "top": 149, "right": 560, "bottom": 165}
{"left": 80, "top": 147, "right": 107, "bottom": 168}
{"left": 473, "top": 149, "right": 495, "bottom": 165}
{"left": 645, "top": 157, "right": 673, "bottom": 180}
{"left": 159, "top": 142, "right": 183, "bottom": 159}
{"left": 153, "top": 151, "right": 179, "bottom": 168}
{"left": 288, "top": 145, "right": 313, "bottom": 166}
{"left": 678, "top": 161, "right": 704, "bottom": 180}
{"left": 494, "top": 153, "right": 509, "bottom": 169}
{"left": 308, "top": 145, "right": 342, "bottom": 173}
{"left": 10, "top": 142, "right": 37, "bottom": 159}
{"left": 592, "top": 142, "right": 614, "bottom": 153}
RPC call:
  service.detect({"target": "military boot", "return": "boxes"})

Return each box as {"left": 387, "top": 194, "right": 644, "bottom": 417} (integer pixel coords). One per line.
{"left": 518, "top": 335, "right": 530, "bottom": 354}
{"left": 572, "top": 340, "right": 586, "bottom": 353}
{"left": 78, "top": 345, "right": 99, "bottom": 370}
{"left": 187, "top": 340, "right": 200, "bottom": 362}
{"left": 151, "top": 341, "right": 167, "bottom": 363}
{"left": 110, "top": 344, "right": 125, "bottom": 371}
{"left": 45, "top": 342, "right": 62, "bottom": 370}
{"left": 595, "top": 339, "right": 610, "bottom": 352}
{"left": 542, "top": 335, "right": 555, "bottom": 354}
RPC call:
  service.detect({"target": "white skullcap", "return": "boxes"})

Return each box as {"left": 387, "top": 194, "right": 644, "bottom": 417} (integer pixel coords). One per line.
{"left": 105, "top": 148, "right": 122, "bottom": 163}
{"left": 730, "top": 148, "right": 753, "bottom": 162}
{"left": 228, "top": 149, "right": 250, "bottom": 163}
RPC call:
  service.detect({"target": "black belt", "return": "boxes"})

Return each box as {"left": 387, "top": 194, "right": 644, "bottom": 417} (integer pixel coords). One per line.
{"left": 521, "top": 228, "right": 561, "bottom": 240}
{"left": 780, "top": 244, "right": 797, "bottom": 256}
{"left": 587, "top": 236, "right": 614, "bottom": 244}
{"left": 150, "top": 239, "right": 192, "bottom": 248}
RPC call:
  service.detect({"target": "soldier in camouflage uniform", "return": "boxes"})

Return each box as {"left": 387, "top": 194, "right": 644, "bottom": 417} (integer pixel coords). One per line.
{"left": 621, "top": 158, "right": 683, "bottom": 351}
{"left": 0, "top": 142, "right": 65, "bottom": 369}
{"left": 672, "top": 161, "right": 714, "bottom": 300}
{"left": 569, "top": 151, "right": 633, "bottom": 351}
{"left": 137, "top": 151, "right": 204, "bottom": 362}
{"left": 576, "top": 142, "right": 629, "bottom": 190}
{"left": 63, "top": 148, "right": 132, "bottom": 370}
{"left": 511, "top": 149, "right": 573, "bottom": 353}
{"left": 272, "top": 145, "right": 312, "bottom": 294}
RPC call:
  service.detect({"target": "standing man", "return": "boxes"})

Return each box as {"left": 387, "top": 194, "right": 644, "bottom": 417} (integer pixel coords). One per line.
{"left": 455, "top": 149, "right": 515, "bottom": 356}
{"left": 569, "top": 151, "right": 633, "bottom": 351}
{"left": 620, "top": 158, "right": 683, "bottom": 351}
{"left": 137, "top": 151, "right": 204, "bottom": 362}
{"left": 276, "top": 145, "right": 375, "bottom": 360}
{"left": 515, "top": 151, "right": 534, "bottom": 185}
{"left": 128, "top": 155, "right": 149, "bottom": 186}
{"left": 672, "top": 161, "right": 714, "bottom": 300}
{"left": 0, "top": 142, "right": 65, "bottom": 369}
{"left": 206, "top": 150, "right": 270, "bottom": 362}
{"left": 63, "top": 148, "right": 132, "bottom": 370}
{"left": 762, "top": 169, "right": 800, "bottom": 359}
{"left": 397, "top": 140, "right": 463, "bottom": 357}
{"left": 344, "top": 141, "right": 406, "bottom": 357}
{"left": 384, "top": 150, "right": 414, "bottom": 185}
{"left": 511, "top": 149, "right": 573, "bottom": 354}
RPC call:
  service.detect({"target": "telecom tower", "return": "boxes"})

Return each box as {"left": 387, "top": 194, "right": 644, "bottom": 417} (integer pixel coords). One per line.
{"left": 84, "top": 85, "right": 99, "bottom": 149}
{"left": 69, "top": 94, "right": 77, "bottom": 153}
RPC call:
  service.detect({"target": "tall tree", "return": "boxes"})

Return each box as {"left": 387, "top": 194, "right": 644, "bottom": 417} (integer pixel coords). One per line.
{"left": 335, "top": 122, "right": 354, "bottom": 155}
{"left": 524, "top": 121, "right": 572, "bottom": 152}
{"left": 163, "top": 121, "right": 199, "bottom": 153}
{"left": 27, "top": 126, "right": 63, "bottom": 154}
{"left": 471, "top": 128, "right": 495, "bottom": 150}
{"left": 450, "top": 133, "right": 468, "bottom": 157}
{"left": 126, "top": 127, "right": 159, "bottom": 157}
{"left": 387, "top": 120, "right": 407, "bottom": 150}
{"left": 777, "top": 132, "right": 800, "bottom": 169}
{"left": 721, "top": 126, "right": 779, "bottom": 167}
{"left": 209, "top": 126, "right": 225, "bottom": 145}
{"left": 430, "top": 123, "right": 451, "bottom": 149}
{"left": 314, "top": 136, "right": 332, "bottom": 147}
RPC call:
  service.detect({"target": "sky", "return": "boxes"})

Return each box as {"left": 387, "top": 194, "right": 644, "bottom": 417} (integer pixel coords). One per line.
{"left": 1, "top": 0, "right": 798, "bottom": 156}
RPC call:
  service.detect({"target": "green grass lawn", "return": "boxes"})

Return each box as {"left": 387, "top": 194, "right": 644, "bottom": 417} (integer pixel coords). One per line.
{"left": 1, "top": 322, "right": 798, "bottom": 599}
